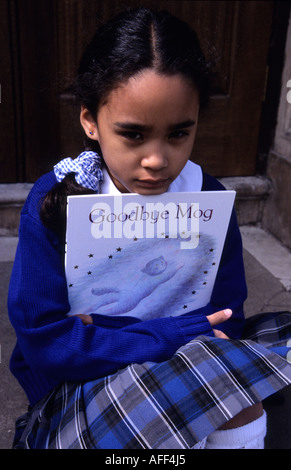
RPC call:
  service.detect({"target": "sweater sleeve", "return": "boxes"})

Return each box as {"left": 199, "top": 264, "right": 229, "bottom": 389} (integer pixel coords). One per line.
{"left": 8, "top": 211, "right": 214, "bottom": 385}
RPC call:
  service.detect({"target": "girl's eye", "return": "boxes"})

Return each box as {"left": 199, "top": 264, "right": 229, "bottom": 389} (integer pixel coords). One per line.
{"left": 169, "top": 130, "right": 189, "bottom": 139}
{"left": 121, "top": 131, "right": 143, "bottom": 141}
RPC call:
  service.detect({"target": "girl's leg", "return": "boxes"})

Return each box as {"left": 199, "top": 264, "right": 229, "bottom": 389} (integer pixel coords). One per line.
{"left": 218, "top": 402, "right": 264, "bottom": 430}
{"left": 204, "top": 403, "right": 267, "bottom": 449}
{"left": 18, "top": 314, "right": 291, "bottom": 449}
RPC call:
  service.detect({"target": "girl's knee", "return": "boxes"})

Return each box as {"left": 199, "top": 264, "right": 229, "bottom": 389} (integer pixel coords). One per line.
{"left": 218, "top": 402, "right": 264, "bottom": 430}
{"left": 204, "top": 407, "right": 267, "bottom": 449}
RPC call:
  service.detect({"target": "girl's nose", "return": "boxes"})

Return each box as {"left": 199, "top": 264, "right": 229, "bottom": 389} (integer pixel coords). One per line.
{"left": 141, "top": 148, "right": 168, "bottom": 170}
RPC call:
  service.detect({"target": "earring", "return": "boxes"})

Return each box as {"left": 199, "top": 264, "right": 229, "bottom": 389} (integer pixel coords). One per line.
{"left": 89, "top": 131, "right": 93, "bottom": 135}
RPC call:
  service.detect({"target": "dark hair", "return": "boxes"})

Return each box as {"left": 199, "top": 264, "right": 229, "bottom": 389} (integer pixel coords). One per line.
{"left": 75, "top": 7, "right": 210, "bottom": 121}
{"left": 40, "top": 173, "right": 95, "bottom": 238}
{"left": 40, "top": 8, "right": 210, "bottom": 238}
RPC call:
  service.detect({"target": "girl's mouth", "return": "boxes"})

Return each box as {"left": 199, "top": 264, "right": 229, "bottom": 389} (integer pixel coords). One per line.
{"left": 136, "top": 178, "right": 170, "bottom": 189}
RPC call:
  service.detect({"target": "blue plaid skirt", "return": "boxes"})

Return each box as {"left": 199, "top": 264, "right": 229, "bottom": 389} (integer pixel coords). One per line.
{"left": 13, "top": 312, "right": 291, "bottom": 449}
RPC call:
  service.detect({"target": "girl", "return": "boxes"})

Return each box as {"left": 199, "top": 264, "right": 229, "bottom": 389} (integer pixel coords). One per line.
{"left": 8, "top": 8, "right": 291, "bottom": 449}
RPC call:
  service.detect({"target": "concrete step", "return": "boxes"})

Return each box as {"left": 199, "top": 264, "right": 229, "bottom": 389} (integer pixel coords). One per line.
{"left": 219, "top": 175, "right": 272, "bottom": 226}
{"left": 241, "top": 225, "right": 291, "bottom": 292}
{"left": 0, "top": 176, "right": 272, "bottom": 236}
{"left": 0, "top": 183, "right": 33, "bottom": 236}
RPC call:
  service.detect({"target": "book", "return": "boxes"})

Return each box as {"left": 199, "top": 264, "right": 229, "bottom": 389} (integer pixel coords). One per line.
{"left": 65, "top": 190, "right": 236, "bottom": 320}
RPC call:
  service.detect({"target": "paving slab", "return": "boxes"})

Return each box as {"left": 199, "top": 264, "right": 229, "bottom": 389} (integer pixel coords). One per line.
{"left": 241, "top": 226, "right": 291, "bottom": 292}
{"left": 0, "top": 262, "right": 27, "bottom": 449}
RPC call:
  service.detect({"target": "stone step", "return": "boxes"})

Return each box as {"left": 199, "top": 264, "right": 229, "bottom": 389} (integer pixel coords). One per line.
{"left": 0, "top": 176, "right": 272, "bottom": 236}
{"left": 219, "top": 175, "right": 272, "bottom": 226}
{"left": 0, "top": 183, "right": 33, "bottom": 236}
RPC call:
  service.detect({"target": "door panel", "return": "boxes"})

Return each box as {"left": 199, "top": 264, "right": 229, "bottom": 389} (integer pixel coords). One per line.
{"left": 1, "top": 0, "right": 274, "bottom": 182}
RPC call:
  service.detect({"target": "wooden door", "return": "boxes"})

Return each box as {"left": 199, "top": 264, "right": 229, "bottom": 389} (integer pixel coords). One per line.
{"left": 1, "top": 0, "right": 275, "bottom": 182}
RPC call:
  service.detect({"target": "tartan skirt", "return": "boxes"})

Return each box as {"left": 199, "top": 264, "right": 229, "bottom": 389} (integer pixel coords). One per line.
{"left": 13, "top": 311, "right": 291, "bottom": 449}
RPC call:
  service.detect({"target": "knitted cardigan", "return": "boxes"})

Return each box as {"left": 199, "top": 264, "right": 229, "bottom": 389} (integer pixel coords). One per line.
{"left": 8, "top": 170, "right": 247, "bottom": 406}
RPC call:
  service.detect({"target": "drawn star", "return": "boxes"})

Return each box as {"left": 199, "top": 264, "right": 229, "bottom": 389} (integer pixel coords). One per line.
{"left": 204, "top": 270, "right": 208, "bottom": 274}
{"left": 209, "top": 248, "right": 214, "bottom": 252}
{"left": 87, "top": 271, "right": 92, "bottom": 275}
{"left": 133, "top": 236, "right": 138, "bottom": 241}
{"left": 203, "top": 281, "right": 207, "bottom": 285}
{"left": 192, "top": 290, "right": 196, "bottom": 295}
{"left": 108, "top": 254, "right": 113, "bottom": 259}
{"left": 183, "top": 305, "right": 188, "bottom": 309}
{"left": 69, "top": 283, "right": 73, "bottom": 288}
{"left": 74, "top": 265, "right": 79, "bottom": 269}
{"left": 88, "top": 253, "right": 94, "bottom": 258}
{"left": 212, "top": 262, "right": 216, "bottom": 266}
{"left": 116, "top": 247, "right": 122, "bottom": 252}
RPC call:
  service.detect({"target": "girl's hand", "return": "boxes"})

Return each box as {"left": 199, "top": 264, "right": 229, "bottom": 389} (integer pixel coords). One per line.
{"left": 206, "top": 309, "right": 232, "bottom": 339}
{"left": 76, "top": 310, "right": 232, "bottom": 339}
{"left": 76, "top": 314, "right": 93, "bottom": 325}
{"left": 212, "top": 329, "right": 229, "bottom": 339}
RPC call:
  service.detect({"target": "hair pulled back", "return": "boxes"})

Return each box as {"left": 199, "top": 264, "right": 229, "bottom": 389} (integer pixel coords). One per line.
{"left": 74, "top": 7, "right": 210, "bottom": 121}
{"left": 40, "top": 8, "right": 210, "bottom": 238}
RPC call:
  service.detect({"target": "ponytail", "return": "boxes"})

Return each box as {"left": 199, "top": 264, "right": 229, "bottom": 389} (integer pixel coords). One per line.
{"left": 40, "top": 173, "right": 95, "bottom": 240}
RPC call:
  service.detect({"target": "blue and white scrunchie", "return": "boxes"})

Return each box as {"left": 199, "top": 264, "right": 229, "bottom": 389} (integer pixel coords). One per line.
{"left": 54, "top": 151, "right": 103, "bottom": 192}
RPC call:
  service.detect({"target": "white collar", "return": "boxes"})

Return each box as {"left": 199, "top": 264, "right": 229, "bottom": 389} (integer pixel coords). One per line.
{"left": 100, "top": 160, "right": 203, "bottom": 195}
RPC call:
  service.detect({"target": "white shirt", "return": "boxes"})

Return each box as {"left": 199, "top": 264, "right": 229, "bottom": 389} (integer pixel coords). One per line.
{"left": 100, "top": 160, "right": 203, "bottom": 195}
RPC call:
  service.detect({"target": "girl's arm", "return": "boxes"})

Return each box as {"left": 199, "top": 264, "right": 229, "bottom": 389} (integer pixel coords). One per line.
{"left": 8, "top": 213, "right": 216, "bottom": 385}
{"left": 9, "top": 169, "right": 246, "bottom": 387}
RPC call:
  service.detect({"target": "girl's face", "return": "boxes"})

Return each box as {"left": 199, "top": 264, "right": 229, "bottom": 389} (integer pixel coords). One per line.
{"left": 81, "top": 70, "right": 200, "bottom": 194}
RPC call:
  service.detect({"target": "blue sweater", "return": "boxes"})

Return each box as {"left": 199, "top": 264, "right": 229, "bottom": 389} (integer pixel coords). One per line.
{"left": 8, "top": 171, "right": 247, "bottom": 406}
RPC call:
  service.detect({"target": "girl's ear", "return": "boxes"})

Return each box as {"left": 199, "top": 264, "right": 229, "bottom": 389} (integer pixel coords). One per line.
{"left": 80, "top": 106, "right": 99, "bottom": 141}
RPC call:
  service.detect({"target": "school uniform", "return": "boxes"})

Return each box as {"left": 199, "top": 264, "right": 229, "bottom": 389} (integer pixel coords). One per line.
{"left": 8, "top": 159, "right": 291, "bottom": 449}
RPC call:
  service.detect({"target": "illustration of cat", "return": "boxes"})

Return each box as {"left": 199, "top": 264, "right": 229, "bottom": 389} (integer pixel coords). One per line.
{"left": 89, "top": 255, "right": 183, "bottom": 315}
{"left": 68, "top": 233, "right": 217, "bottom": 319}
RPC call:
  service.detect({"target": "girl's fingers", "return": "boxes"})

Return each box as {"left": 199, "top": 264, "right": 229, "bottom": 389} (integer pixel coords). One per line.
{"left": 76, "top": 314, "right": 93, "bottom": 325}
{"left": 206, "top": 308, "right": 232, "bottom": 327}
{"left": 213, "top": 329, "right": 229, "bottom": 339}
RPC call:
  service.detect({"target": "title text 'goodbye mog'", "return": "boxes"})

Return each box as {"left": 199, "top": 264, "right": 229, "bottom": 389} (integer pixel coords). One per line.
{"left": 89, "top": 200, "right": 214, "bottom": 249}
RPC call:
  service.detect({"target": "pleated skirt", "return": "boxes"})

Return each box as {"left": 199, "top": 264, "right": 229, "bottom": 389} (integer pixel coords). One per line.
{"left": 13, "top": 312, "right": 291, "bottom": 449}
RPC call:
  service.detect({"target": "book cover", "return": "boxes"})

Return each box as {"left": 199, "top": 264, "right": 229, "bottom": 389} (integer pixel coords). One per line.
{"left": 65, "top": 191, "right": 235, "bottom": 320}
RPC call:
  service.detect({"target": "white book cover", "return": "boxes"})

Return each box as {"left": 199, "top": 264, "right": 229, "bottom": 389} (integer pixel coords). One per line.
{"left": 65, "top": 191, "right": 235, "bottom": 320}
